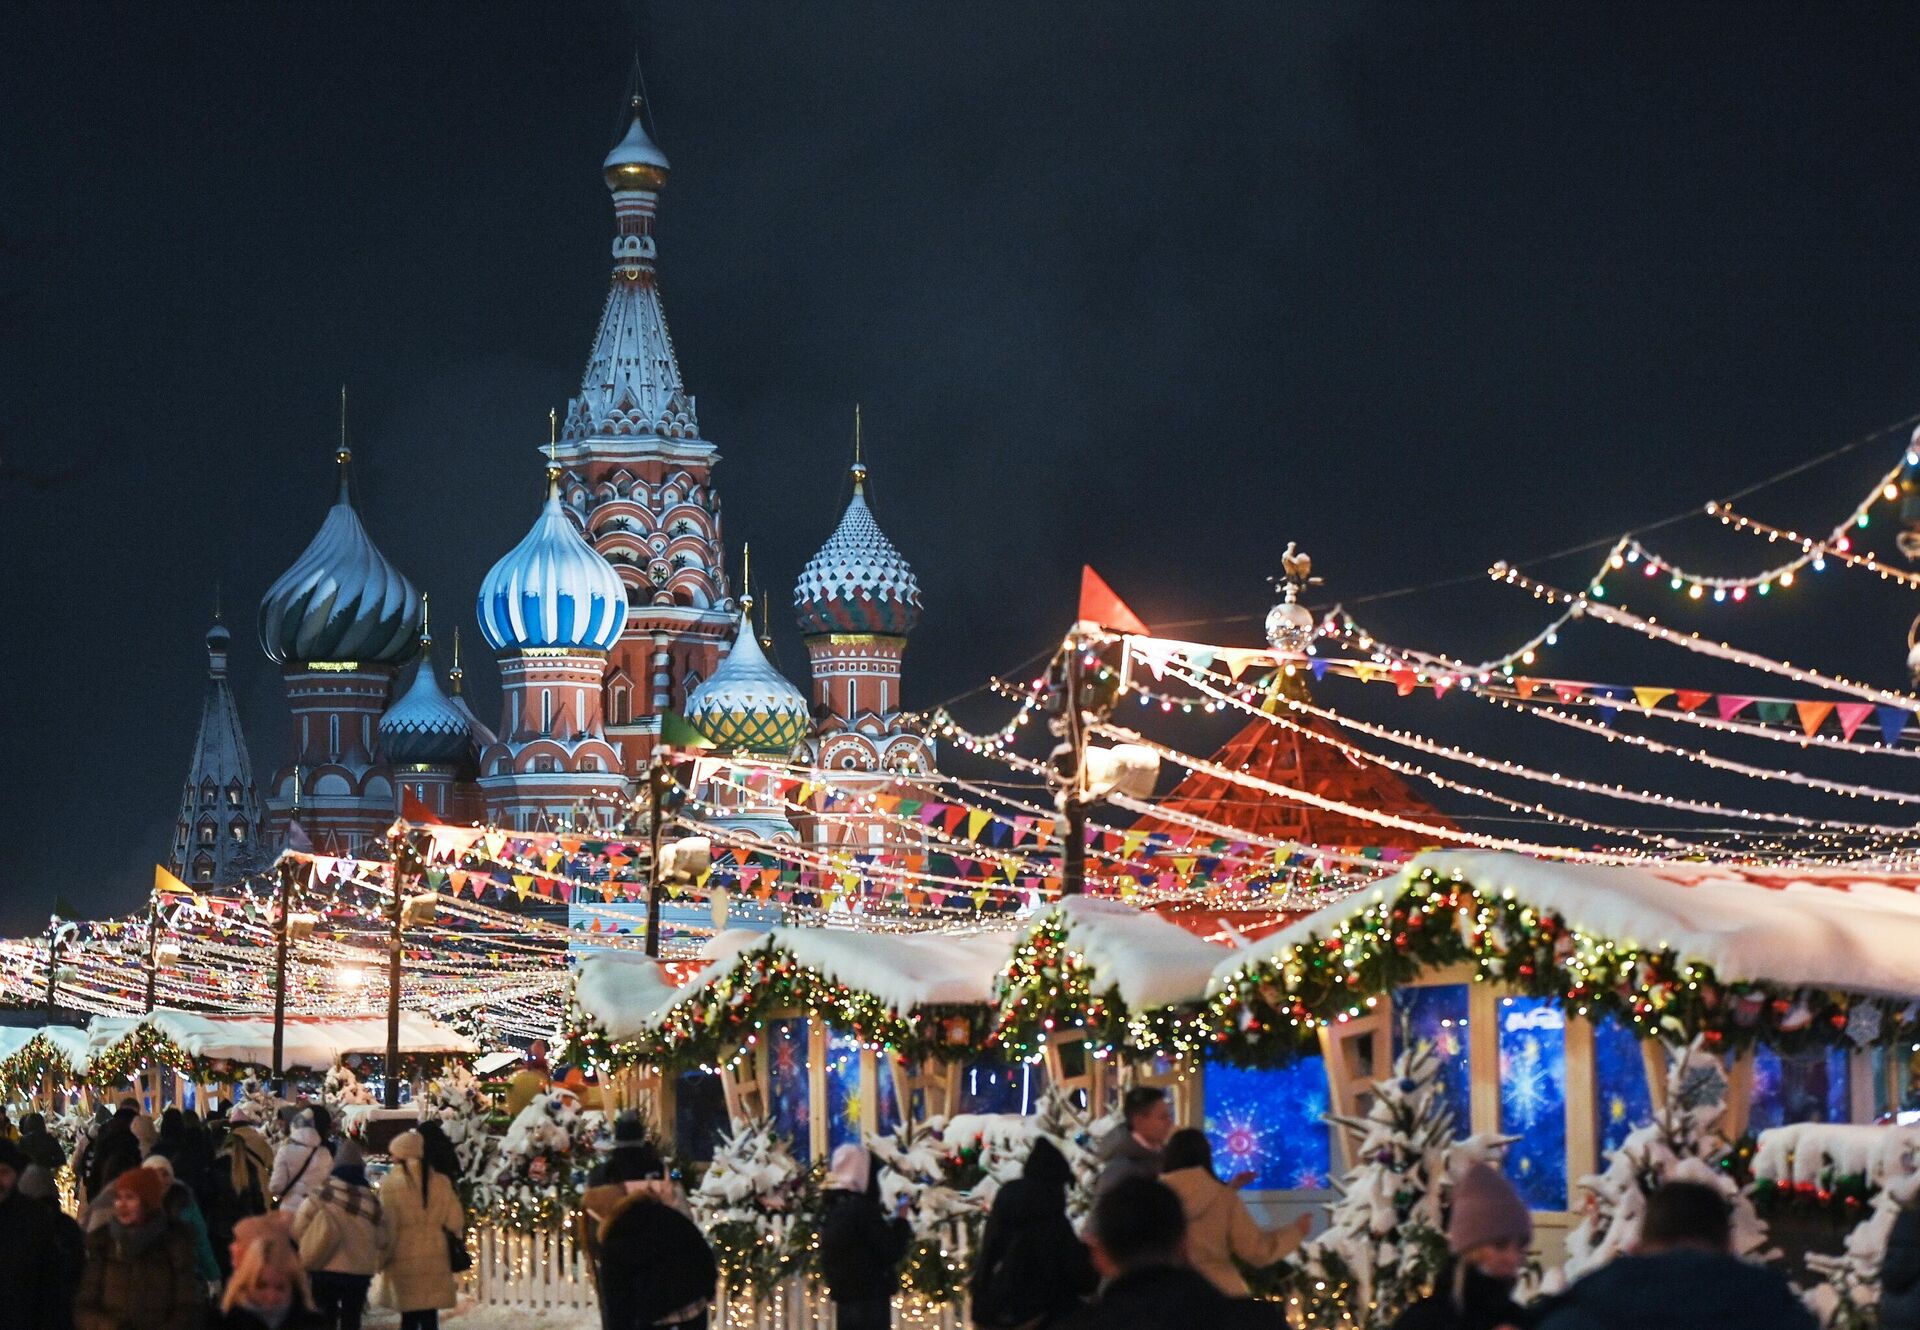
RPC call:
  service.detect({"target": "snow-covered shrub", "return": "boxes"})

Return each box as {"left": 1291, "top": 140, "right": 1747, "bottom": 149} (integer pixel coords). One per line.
{"left": 690, "top": 1115, "right": 816, "bottom": 1295}
{"left": 478, "top": 1088, "right": 605, "bottom": 1231}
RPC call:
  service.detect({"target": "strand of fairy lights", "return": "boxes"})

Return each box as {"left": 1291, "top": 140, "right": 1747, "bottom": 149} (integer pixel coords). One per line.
{"left": 1319, "top": 610, "right": 1920, "bottom": 756}
{"left": 1126, "top": 665, "right": 1713, "bottom": 854}
{"left": 1155, "top": 656, "right": 1915, "bottom": 836}
{"left": 713, "top": 755, "right": 1369, "bottom": 892}
{"left": 1091, "top": 722, "right": 1660, "bottom": 865}
{"left": 1493, "top": 564, "right": 1920, "bottom": 712}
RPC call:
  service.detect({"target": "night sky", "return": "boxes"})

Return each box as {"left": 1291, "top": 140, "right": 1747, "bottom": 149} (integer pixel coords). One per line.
{"left": 8, "top": 4, "right": 1920, "bottom": 932}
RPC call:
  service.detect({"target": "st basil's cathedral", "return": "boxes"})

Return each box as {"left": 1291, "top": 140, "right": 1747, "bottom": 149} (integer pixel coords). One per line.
{"left": 169, "top": 105, "right": 931, "bottom": 883}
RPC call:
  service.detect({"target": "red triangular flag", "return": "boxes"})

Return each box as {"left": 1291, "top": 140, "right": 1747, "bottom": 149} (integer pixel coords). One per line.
{"left": 1835, "top": 702, "right": 1875, "bottom": 741}
{"left": 1078, "top": 566, "right": 1151, "bottom": 635}
{"left": 1674, "top": 691, "right": 1712, "bottom": 713}
{"left": 1514, "top": 677, "right": 1539, "bottom": 699}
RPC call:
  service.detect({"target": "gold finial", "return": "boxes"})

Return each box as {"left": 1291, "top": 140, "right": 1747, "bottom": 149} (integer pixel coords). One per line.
{"left": 292, "top": 766, "right": 302, "bottom": 814}
{"left": 420, "top": 593, "right": 432, "bottom": 647}
{"left": 334, "top": 385, "right": 352, "bottom": 501}
{"left": 740, "top": 543, "right": 754, "bottom": 613}
{"left": 213, "top": 582, "right": 222, "bottom": 622}
{"left": 545, "top": 408, "right": 562, "bottom": 496}
{"left": 450, "top": 626, "right": 464, "bottom": 694}
{"left": 758, "top": 589, "right": 773, "bottom": 648}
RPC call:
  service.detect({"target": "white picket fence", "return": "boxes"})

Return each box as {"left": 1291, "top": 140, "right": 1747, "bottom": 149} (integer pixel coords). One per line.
{"left": 466, "top": 1219, "right": 971, "bottom": 1328}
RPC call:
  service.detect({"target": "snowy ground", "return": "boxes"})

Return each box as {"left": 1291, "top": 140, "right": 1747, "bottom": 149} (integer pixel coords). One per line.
{"left": 362, "top": 1305, "right": 595, "bottom": 1330}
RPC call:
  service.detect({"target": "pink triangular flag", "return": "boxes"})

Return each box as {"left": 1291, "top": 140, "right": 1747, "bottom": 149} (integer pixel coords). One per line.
{"left": 1835, "top": 702, "right": 1875, "bottom": 741}
{"left": 1715, "top": 695, "right": 1754, "bottom": 721}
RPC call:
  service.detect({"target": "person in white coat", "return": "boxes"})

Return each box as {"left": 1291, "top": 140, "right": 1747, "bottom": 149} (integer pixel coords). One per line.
{"left": 269, "top": 1111, "right": 333, "bottom": 1213}
{"left": 372, "top": 1129, "right": 465, "bottom": 1330}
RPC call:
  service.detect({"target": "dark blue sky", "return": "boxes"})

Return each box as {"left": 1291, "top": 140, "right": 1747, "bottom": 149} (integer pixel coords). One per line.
{"left": 6, "top": 4, "right": 1920, "bottom": 929}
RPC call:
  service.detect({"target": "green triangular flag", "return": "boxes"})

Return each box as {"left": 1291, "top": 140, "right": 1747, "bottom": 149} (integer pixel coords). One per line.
{"left": 661, "top": 710, "right": 716, "bottom": 751}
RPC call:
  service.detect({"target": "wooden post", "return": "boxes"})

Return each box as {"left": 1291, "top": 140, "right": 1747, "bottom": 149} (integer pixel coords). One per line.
{"left": 1468, "top": 983, "right": 1500, "bottom": 1138}
{"left": 888, "top": 1054, "right": 962, "bottom": 1126}
{"left": 718, "top": 1040, "right": 770, "bottom": 1126}
{"left": 1563, "top": 1014, "right": 1598, "bottom": 1187}
{"left": 1040, "top": 1044, "right": 1110, "bottom": 1119}
{"left": 807, "top": 1022, "right": 829, "bottom": 1163}
{"left": 858, "top": 1049, "right": 881, "bottom": 1138}
{"left": 1316, "top": 1001, "right": 1393, "bottom": 1172}
{"left": 1642, "top": 1039, "right": 1669, "bottom": 1117}
{"left": 1849, "top": 1049, "right": 1878, "bottom": 1124}
{"left": 1721, "top": 1048, "right": 1757, "bottom": 1139}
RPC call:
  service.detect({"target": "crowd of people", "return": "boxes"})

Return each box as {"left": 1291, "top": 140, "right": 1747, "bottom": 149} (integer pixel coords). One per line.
{"left": 0, "top": 1098, "right": 469, "bottom": 1330}
{"left": 0, "top": 1082, "right": 1905, "bottom": 1330}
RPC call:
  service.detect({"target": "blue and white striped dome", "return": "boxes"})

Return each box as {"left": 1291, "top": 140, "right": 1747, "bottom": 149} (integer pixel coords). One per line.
{"left": 259, "top": 452, "right": 422, "bottom": 666}
{"left": 476, "top": 477, "right": 628, "bottom": 652}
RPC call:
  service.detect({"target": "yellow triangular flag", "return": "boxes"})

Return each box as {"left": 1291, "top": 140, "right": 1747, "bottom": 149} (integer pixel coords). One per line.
{"left": 1632, "top": 687, "right": 1674, "bottom": 713}
{"left": 154, "top": 864, "right": 190, "bottom": 897}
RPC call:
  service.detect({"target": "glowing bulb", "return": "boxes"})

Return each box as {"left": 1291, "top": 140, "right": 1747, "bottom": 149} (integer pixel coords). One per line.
{"left": 1688, "top": 584, "right": 1704, "bottom": 600}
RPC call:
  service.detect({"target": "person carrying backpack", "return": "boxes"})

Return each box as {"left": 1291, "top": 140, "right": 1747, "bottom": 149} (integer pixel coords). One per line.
{"left": 970, "top": 1138, "right": 1097, "bottom": 1329}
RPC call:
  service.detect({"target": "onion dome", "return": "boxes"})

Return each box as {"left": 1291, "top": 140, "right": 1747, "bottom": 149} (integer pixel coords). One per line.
{"left": 685, "top": 602, "right": 810, "bottom": 755}
{"left": 259, "top": 449, "right": 423, "bottom": 666}
{"left": 603, "top": 104, "right": 670, "bottom": 192}
{"left": 794, "top": 463, "right": 922, "bottom": 636}
{"left": 476, "top": 471, "right": 628, "bottom": 653}
{"left": 380, "top": 605, "right": 474, "bottom": 766}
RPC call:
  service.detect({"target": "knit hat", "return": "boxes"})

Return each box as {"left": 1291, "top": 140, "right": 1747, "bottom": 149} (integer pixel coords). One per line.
{"left": 1448, "top": 1162, "right": 1532, "bottom": 1254}
{"left": 141, "top": 1155, "right": 176, "bottom": 1186}
{"left": 113, "top": 1165, "right": 167, "bottom": 1214}
{"left": 129, "top": 1114, "right": 158, "bottom": 1153}
{"left": 0, "top": 1138, "right": 24, "bottom": 1174}
{"left": 613, "top": 1110, "right": 647, "bottom": 1143}
{"left": 825, "top": 1143, "right": 870, "bottom": 1194}
{"left": 17, "top": 1165, "right": 54, "bottom": 1201}
{"left": 388, "top": 1129, "right": 425, "bottom": 1161}
{"left": 333, "top": 1137, "right": 365, "bottom": 1170}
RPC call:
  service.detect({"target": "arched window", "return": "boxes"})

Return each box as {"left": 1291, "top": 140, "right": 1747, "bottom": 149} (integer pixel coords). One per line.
{"left": 328, "top": 715, "right": 341, "bottom": 757}
{"left": 230, "top": 822, "right": 247, "bottom": 843}
{"left": 227, "top": 782, "right": 243, "bottom": 807}
{"left": 610, "top": 686, "right": 630, "bottom": 725}
{"left": 197, "top": 821, "right": 217, "bottom": 846}
{"left": 542, "top": 689, "right": 553, "bottom": 735}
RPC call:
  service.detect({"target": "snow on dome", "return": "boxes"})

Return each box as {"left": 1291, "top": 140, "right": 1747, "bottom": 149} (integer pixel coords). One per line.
{"left": 1037, "top": 896, "right": 1236, "bottom": 1011}
{"left": 793, "top": 470, "right": 922, "bottom": 637}
{"left": 1212, "top": 849, "right": 1920, "bottom": 1003}
{"left": 476, "top": 479, "right": 628, "bottom": 653}
{"left": 684, "top": 612, "right": 810, "bottom": 755}
{"left": 603, "top": 111, "right": 670, "bottom": 191}
{"left": 259, "top": 455, "right": 422, "bottom": 666}
{"left": 380, "top": 653, "right": 473, "bottom": 766}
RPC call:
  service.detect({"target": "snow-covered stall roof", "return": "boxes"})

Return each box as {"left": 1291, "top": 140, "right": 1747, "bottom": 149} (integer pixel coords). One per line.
{"left": 1210, "top": 849, "right": 1920, "bottom": 1002}
{"left": 86, "top": 1010, "right": 477, "bottom": 1074}
{"left": 574, "top": 952, "right": 690, "bottom": 1043}
{"left": 1041, "top": 897, "right": 1235, "bottom": 1010}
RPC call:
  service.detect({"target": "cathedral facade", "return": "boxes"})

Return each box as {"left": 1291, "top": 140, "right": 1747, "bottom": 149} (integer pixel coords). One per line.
{"left": 172, "top": 103, "right": 931, "bottom": 868}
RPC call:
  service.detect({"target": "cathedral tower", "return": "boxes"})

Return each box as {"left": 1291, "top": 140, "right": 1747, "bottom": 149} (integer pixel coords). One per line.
{"left": 475, "top": 463, "right": 631, "bottom": 830}
{"left": 169, "top": 613, "right": 267, "bottom": 884}
{"left": 792, "top": 448, "right": 932, "bottom": 775}
{"left": 553, "top": 103, "right": 735, "bottom": 775}
{"left": 258, "top": 448, "right": 422, "bottom": 852}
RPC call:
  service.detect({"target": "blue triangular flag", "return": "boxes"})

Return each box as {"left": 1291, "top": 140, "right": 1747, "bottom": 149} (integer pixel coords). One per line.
{"left": 1877, "top": 705, "right": 1910, "bottom": 747}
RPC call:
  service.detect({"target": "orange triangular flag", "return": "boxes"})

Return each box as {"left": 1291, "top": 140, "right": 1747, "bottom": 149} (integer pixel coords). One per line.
{"left": 400, "top": 789, "right": 442, "bottom": 825}
{"left": 1078, "top": 566, "right": 1151, "bottom": 635}
{"left": 1795, "top": 701, "right": 1835, "bottom": 737}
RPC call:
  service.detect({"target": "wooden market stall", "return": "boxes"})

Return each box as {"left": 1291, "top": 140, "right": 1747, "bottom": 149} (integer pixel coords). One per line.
{"left": 84, "top": 1009, "right": 480, "bottom": 1111}
{"left": 0, "top": 1025, "right": 92, "bottom": 1114}
{"left": 1204, "top": 849, "right": 1920, "bottom": 1229}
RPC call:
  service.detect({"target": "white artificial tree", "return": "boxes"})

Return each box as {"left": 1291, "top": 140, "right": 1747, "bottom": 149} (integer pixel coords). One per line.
{"left": 1558, "top": 1036, "right": 1769, "bottom": 1284}
{"left": 689, "top": 1115, "right": 814, "bottom": 1295}
{"left": 1285, "top": 1039, "right": 1507, "bottom": 1328}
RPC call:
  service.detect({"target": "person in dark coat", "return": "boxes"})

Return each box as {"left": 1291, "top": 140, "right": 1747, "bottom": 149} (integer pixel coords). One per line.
{"left": 19, "top": 1162, "right": 85, "bottom": 1330}
{"left": 84, "top": 1100, "right": 144, "bottom": 1201}
{"left": 818, "top": 1144, "right": 912, "bottom": 1330}
{"left": 18, "top": 1110, "right": 66, "bottom": 1173}
{"left": 1534, "top": 1180, "right": 1814, "bottom": 1330}
{"left": 0, "top": 1140, "right": 77, "bottom": 1330}
{"left": 590, "top": 1112, "right": 665, "bottom": 1187}
{"left": 970, "top": 1138, "right": 1098, "bottom": 1328}
{"left": 1056, "top": 1176, "right": 1284, "bottom": 1330}
{"left": 584, "top": 1168, "right": 717, "bottom": 1330}
{"left": 1881, "top": 1200, "right": 1920, "bottom": 1330}
{"left": 73, "top": 1165, "right": 208, "bottom": 1330}
{"left": 1390, "top": 1163, "right": 1533, "bottom": 1330}
{"left": 1093, "top": 1087, "right": 1176, "bottom": 1197}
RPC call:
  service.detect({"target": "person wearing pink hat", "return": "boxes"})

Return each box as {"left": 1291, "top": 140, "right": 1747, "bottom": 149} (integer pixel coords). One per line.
{"left": 1389, "top": 1163, "right": 1533, "bottom": 1330}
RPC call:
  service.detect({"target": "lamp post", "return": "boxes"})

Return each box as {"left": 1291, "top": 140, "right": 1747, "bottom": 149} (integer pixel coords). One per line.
{"left": 385, "top": 827, "right": 426, "bottom": 1109}
{"left": 143, "top": 894, "right": 162, "bottom": 1014}
{"left": 269, "top": 857, "right": 299, "bottom": 1091}
{"left": 643, "top": 758, "right": 675, "bottom": 957}
{"left": 43, "top": 915, "right": 64, "bottom": 1010}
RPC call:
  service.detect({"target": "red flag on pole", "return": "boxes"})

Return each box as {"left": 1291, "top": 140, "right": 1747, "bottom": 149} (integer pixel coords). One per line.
{"left": 1078, "top": 566, "right": 1151, "bottom": 635}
